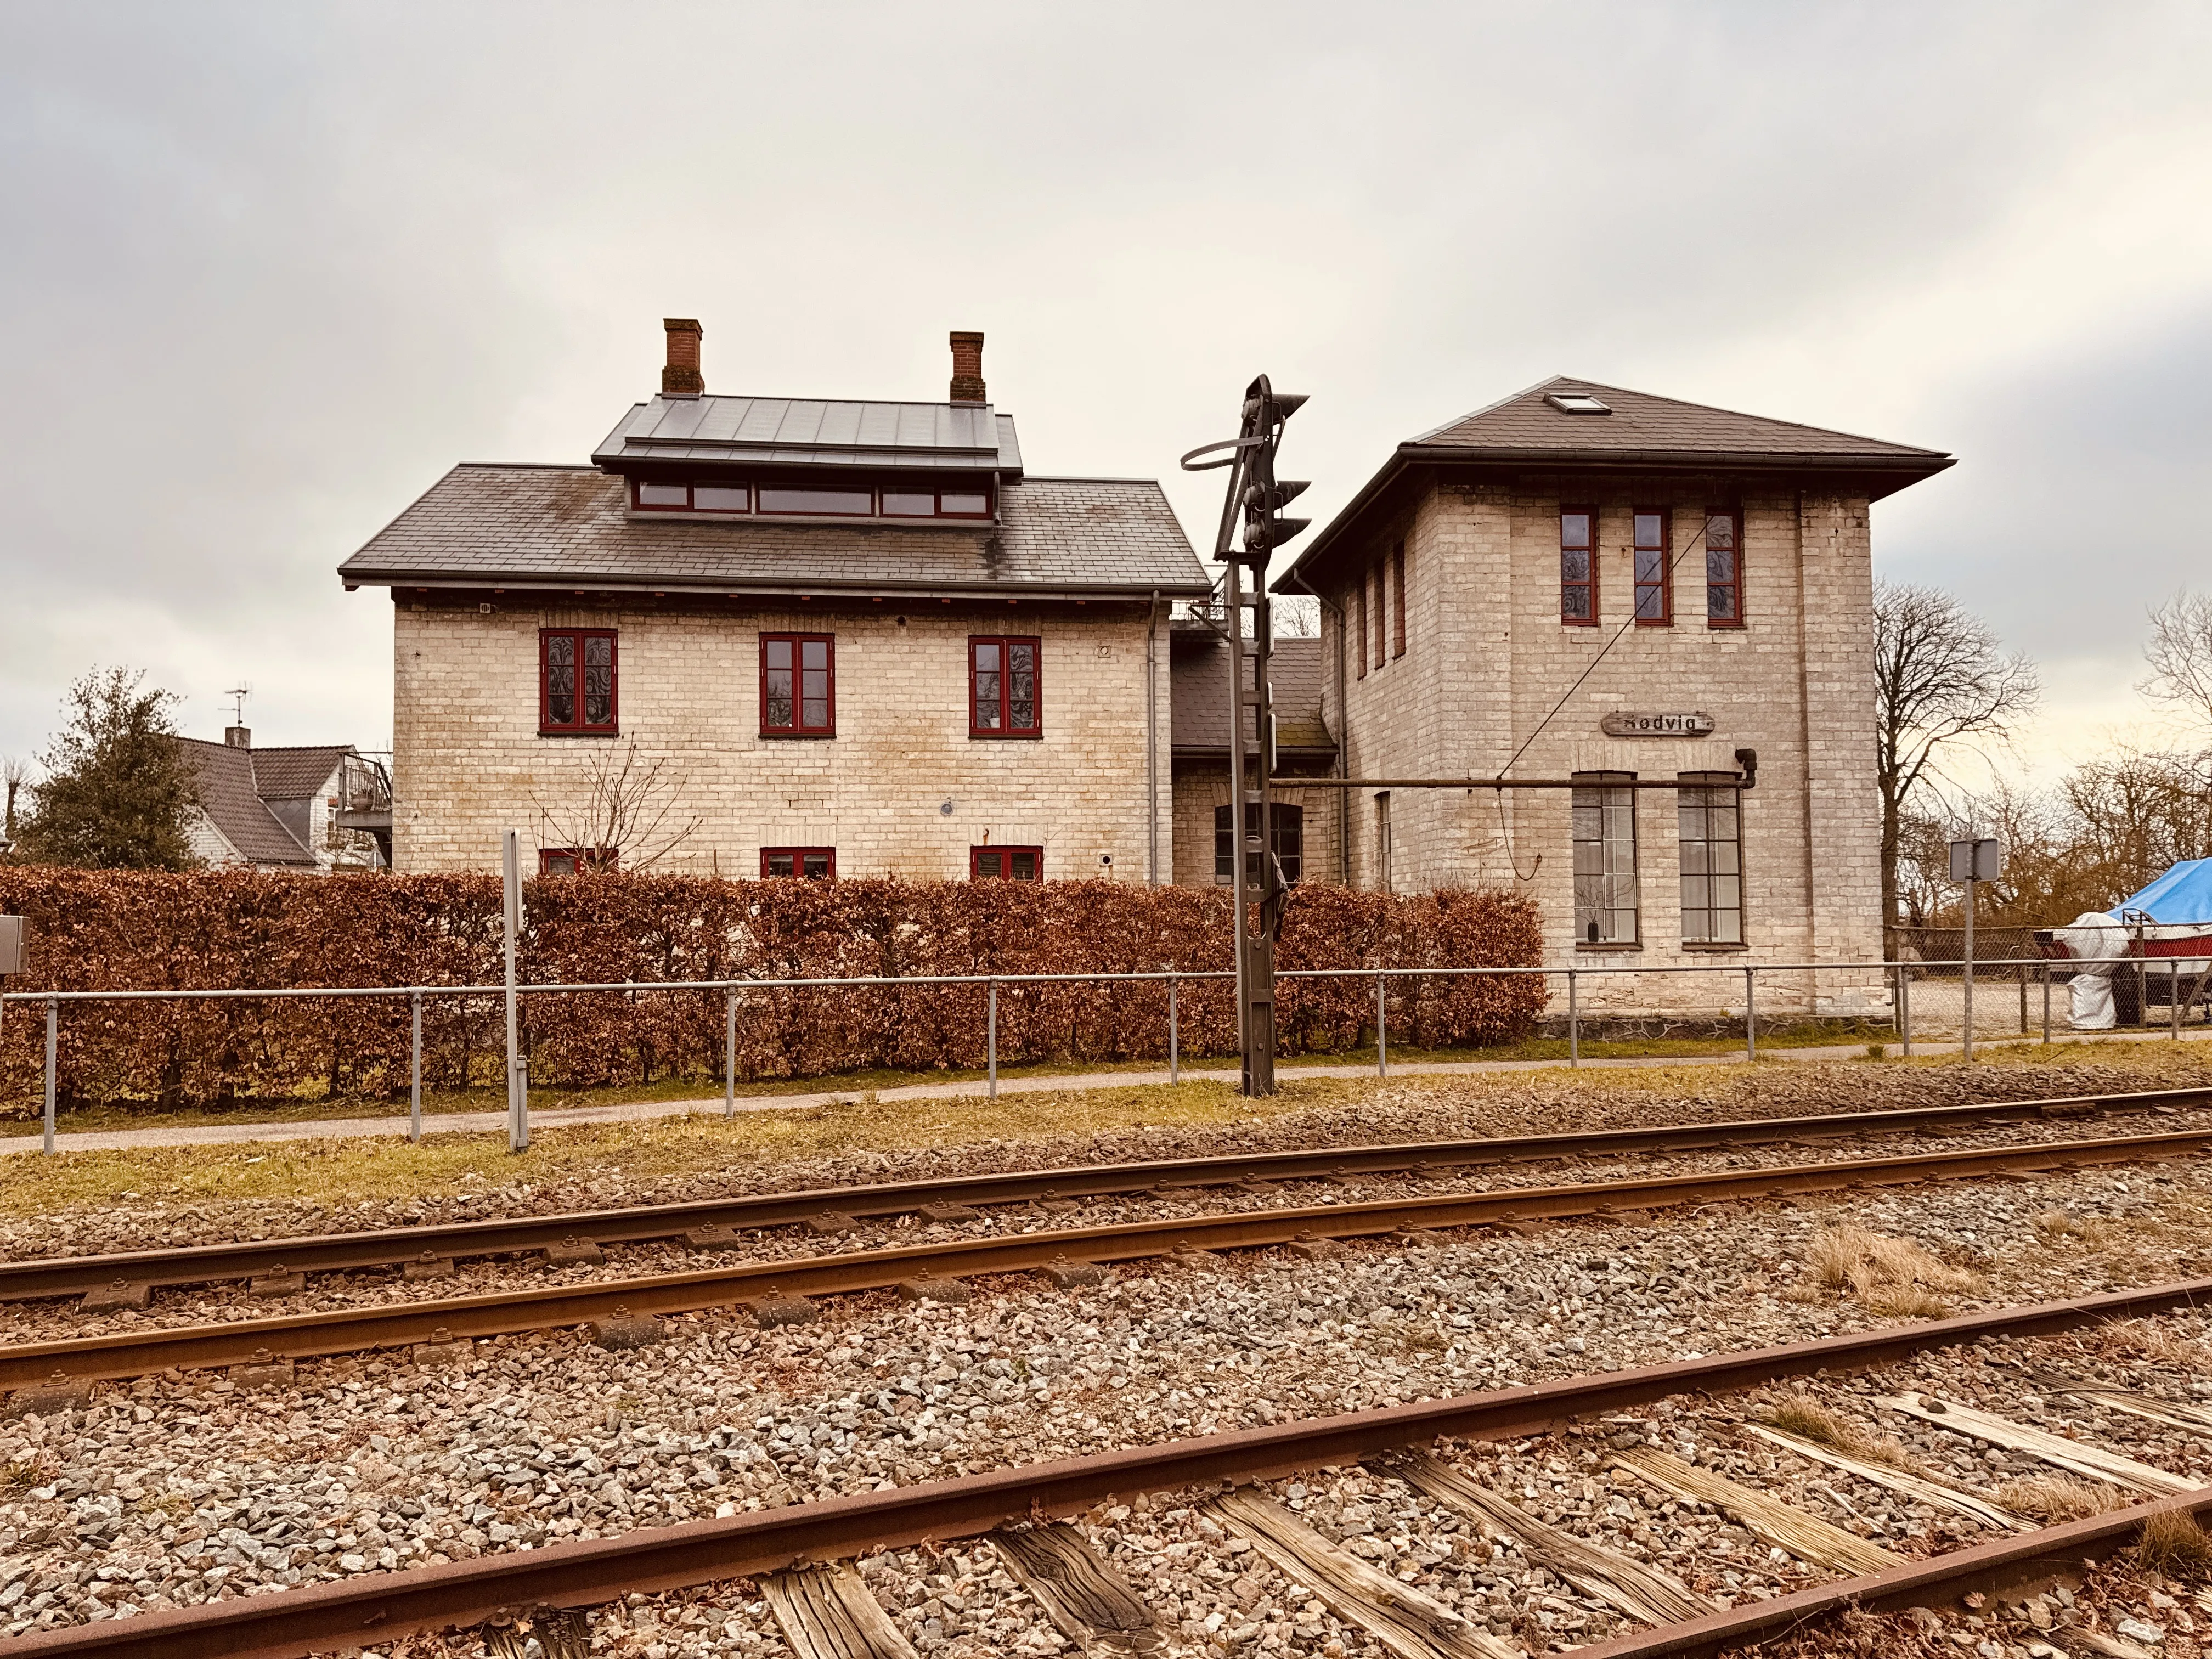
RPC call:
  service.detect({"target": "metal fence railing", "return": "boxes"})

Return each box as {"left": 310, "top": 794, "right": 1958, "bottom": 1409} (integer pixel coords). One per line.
{"left": 3, "top": 956, "right": 2203, "bottom": 1155}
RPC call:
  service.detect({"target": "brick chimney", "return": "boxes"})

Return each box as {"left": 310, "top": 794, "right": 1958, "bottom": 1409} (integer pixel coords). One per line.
{"left": 225, "top": 726, "right": 251, "bottom": 749}
{"left": 949, "top": 330, "right": 986, "bottom": 404}
{"left": 663, "top": 318, "right": 705, "bottom": 396}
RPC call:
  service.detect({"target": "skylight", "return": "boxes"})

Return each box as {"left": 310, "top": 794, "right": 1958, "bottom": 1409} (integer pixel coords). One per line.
{"left": 1546, "top": 393, "right": 1612, "bottom": 415}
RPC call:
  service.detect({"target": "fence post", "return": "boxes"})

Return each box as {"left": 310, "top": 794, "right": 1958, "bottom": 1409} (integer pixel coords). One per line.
{"left": 409, "top": 989, "right": 424, "bottom": 1144}
{"left": 42, "top": 997, "right": 58, "bottom": 1157}
{"left": 2174, "top": 960, "right": 2183, "bottom": 1041}
{"left": 725, "top": 989, "right": 738, "bottom": 1118}
{"left": 987, "top": 980, "right": 998, "bottom": 1101}
{"left": 503, "top": 830, "right": 528, "bottom": 1154}
{"left": 1376, "top": 975, "right": 1387, "bottom": 1078}
{"left": 1167, "top": 972, "right": 1179, "bottom": 1086}
{"left": 2041, "top": 961, "right": 2051, "bottom": 1046}
{"left": 1895, "top": 962, "right": 1911, "bottom": 1056}
{"left": 1744, "top": 967, "right": 1756, "bottom": 1062}
{"left": 1567, "top": 969, "right": 1579, "bottom": 1069}
{"left": 2018, "top": 966, "right": 2029, "bottom": 1036}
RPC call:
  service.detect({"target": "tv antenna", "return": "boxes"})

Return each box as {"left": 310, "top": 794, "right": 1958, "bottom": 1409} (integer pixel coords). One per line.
{"left": 224, "top": 684, "right": 252, "bottom": 726}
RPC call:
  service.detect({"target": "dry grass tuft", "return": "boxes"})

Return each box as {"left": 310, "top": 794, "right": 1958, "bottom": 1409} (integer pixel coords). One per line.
{"left": 2033, "top": 1209, "right": 2089, "bottom": 1241}
{"left": 1994, "top": 1474, "right": 2131, "bottom": 1522}
{"left": 2102, "top": 1318, "right": 2212, "bottom": 1372}
{"left": 2136, "top": 1509, "right": 2212, "bottom": 1584}
{"left": 1803, "top": 1223, "right": 1984, "bottom": 1316}
{"left": 1760, "top": 1393, "right": 1926, "bottom": 1471}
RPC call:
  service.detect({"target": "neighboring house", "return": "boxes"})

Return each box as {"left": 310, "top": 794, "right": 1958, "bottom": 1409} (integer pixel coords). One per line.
{"left": 1274, "top": 376, "right": 1954, "bottom": 1011}
{"left": 338, "top": 323, "right": 1211, "bottom": 879}
{"left": 179, "top": 729, "right": 393, "bottom": 872}
{"left": 1167, "top": 624, "right": 1339, "bottom": 889}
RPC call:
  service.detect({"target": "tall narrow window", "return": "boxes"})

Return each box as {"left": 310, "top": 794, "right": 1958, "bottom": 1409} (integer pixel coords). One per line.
{"left": 1372, "top": 564, "right": 1387, "bottom": 667}
{"left": 970, "top": 637, "right": 1041, "bottom": 736}
{"left": 1633, "top": 508, "right": 1671, "bottom": 624}
{"left": 1214, "top": 802, "right": 1304, "bottom": 887}
{"left": 540, "top": 629, "right": 618, "bottom": 735}
{"left": 1375, "top": 792, "right": 1393, "bottom": 893}
{"left": 1391, "top": 541, "right": 1407, "bottom": 658}
{"left": 1571, "top": 772, "right": 1638, "bottom": 945}
{"left": 1678, "top": 775, "right": 1743, "bottom": 944}
{"left": 1560, "top": 507, "right": 1596, "bottom": 624}
{"left": 1705, "top": 508, "right": 1743, "bottom": 627}
{"left": 971, "top": 846, "right": 1042, "bottom": 880}
{"left": 760, "top": 635, "right": 835, "bottom": 736}
{"left": 1356, "top": 579, "right": 1370, "bottom": 678}
{"left": 761, "top": 847, "right": 835, "bottom": 878}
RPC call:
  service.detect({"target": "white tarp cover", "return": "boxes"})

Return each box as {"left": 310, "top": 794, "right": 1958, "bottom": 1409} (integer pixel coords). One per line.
{"left": 2055, "top": 911, "right": 2126, "bottom": 1028}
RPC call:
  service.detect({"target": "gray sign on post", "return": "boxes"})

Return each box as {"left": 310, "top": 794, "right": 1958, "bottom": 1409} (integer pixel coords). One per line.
{"left": 1949, "top": 838, "right": 2003, "bottom": 882}
{"left": 1949, "top": 837, "right": 2002, "bottom": 1060}
{"left": 0, "top": 916, "right": 25, "bottom": 977}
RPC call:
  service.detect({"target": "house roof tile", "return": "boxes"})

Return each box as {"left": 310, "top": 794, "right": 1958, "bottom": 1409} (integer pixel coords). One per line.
{"left": 1170, "top": 630, "right": 1332, "bottom": 754}
{"left": 176, "top": 740, "right": 317, "bottom": 867}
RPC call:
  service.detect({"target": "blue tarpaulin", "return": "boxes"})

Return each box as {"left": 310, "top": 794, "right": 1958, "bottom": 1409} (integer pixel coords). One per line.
{"left": 2117, "top": 859, "right": 2212, "bottom": 924}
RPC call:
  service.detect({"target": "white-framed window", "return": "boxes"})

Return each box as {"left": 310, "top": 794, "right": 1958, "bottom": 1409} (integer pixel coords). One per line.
{"left": 1572, "top": 772, "right": 1638, "bottom": 945}
{"left": 1678, "top": 774, "right": 1743, "bottom": 943}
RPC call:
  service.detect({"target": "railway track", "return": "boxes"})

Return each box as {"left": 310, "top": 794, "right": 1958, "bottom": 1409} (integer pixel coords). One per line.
{"left": 6, "top": 1119, "right": 2211, "bottom": 1391}
{"left": 7, "top": 1275, "right": 2210, "bottom": 1658}
{"left": 2, "top": 1080, "right": 2203, "bottom": 1306}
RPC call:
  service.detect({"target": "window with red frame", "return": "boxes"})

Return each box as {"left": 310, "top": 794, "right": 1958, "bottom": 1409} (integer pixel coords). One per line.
{"left": 970, "top": 846, "right": 1041, "bottom": 880}
{"left": 1705, "top": 508, "right": 1744, "bottom": 627}
{"left": 1560, "top": 507, "right": 1596, "bottom": 624}
{"left": 1633, "top": 508, "right": 1672, "bottom": 624}
{"left": 760, "top": 847, "right": 834, "bottom": 879}
{"left": 539, "top": 847, "right": 617, "bottom": 875}
{"left": 970, "top": 637, "right": 1041, "bottom": 736}
{"left": 1356, "top": 579, "right": 1369, "bottom": 676}
{"left": 760, "top": 635, "right": 834, "bottom": 736}
{"left": 1391, "top": 541, "right": 1407, "bottom": 658}
{"left": 540, "top": 629, "right": 618, "bottom": 734}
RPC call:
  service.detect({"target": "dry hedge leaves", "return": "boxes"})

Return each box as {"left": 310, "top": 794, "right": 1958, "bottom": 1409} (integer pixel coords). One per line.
{"left": 0, "top": 868, "right": 1542, "bottom": 1112}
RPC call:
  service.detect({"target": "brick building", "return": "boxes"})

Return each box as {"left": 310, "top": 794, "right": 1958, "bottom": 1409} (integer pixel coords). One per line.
{"left": 339, "top": 324, "right": 1210, "bottom": 879}
{"left": 1273, "top": 377, "right": 1953, "bottom": 1011}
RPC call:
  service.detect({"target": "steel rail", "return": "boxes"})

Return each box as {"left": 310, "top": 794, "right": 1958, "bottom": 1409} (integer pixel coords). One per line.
{"left": 7, "top": 1274, "right": 2209, "bottom": 1659}
{"left": 3, "top": 1083, "right": 2197, "bottom": 1306}
{"left": 1569, "top": 1487, "right": 2212, "bottom": 1659}
{"left": 8, "top": 1124, "right": 2212, "bottom": 1390}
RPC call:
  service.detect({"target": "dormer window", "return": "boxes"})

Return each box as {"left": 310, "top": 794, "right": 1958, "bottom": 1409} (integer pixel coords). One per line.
{"left": 1545, "top": 393, "right": 1611, "bottom": 415}
{"left": 628, "top": 477, "right": 992, "bottom": 520}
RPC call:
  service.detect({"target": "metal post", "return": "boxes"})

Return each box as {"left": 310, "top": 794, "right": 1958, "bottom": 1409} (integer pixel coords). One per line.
{"left": 724, "top": 989, "right": 738, "bottom": 1117}
{"left": 503, "top": 830, "right": 528, "bottom": 1153}
{"left": 2041, "top": 961, "right": 2051, "bottom": 1046}
{"left": 1899, "top": 961, "right": 1912, "bottom": 1054}
{"left": 1567, "top": 969, "right": 1579, "bottom": 1069}
{"left": 2174, "top": 960, "right": 2183, "bottom": 1041}
{"left": 42, "top": 998, "right": 58, "bottom": 1156}
{"left": 408, "top": 989, "right": 423, "bottom": 1144}
{"left": 1167, "top": 972, "right": 1179, "bottom": 1086}
{"left": 1961, "top": 878, "right": 1975, "bottom": 1063}
{"left": 2018, "top": 966, "right": 2028, "bottom": 1035}
{"left": 1744, "top": 966, "right": 1757, "bottom": 1062}
{"left": 987, "top": 980, "right": 998, "bottom": 1100}
{"left": 1376, "top": 975, "right": 1387, "bottom": 1078}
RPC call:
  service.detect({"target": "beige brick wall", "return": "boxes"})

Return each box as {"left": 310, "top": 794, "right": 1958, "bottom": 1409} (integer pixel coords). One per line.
{"left": 1318, "top": 483, "right": 1886, "bottom": 1013}
{"left": 1170, "top": 761, "right": 1342, "bottom": 889}
{"left": 391, "top": 599, "right": 1172, "bottom": 881}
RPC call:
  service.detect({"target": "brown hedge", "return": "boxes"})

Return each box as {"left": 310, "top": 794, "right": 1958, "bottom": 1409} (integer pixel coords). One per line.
{"left": 0, "top": 869, "right": 1543, "bottom": 1113}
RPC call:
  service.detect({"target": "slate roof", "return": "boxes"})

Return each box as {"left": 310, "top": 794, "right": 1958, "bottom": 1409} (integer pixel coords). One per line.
{"left": 176, "top": 739, "right": 330, "bottom": 867}
{"left": 340, "top": 467, "right": 1210, "bottom": 598}
{"left": 1282, "top": 375, "right": 1955, "bottom": 589}
{"left": 592, "top": 396, "right": 1021, "bottom": 475}
{"left": 245, "top": 745, "right": 351, "bottom": 800}
{"left": 1170, "top": 630, "right": 1333, "bottom": 754}
{"left": 1413, "top": 376, "right": 1952, "bottom": 462}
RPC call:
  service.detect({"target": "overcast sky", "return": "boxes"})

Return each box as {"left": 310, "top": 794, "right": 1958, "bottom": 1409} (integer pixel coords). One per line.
{"left": 4, "top": 1, "right": 2209, "bottom": 782}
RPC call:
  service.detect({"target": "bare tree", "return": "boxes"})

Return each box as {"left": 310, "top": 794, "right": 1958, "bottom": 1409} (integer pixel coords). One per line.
{"left": 2140, "top": 592, "right": 2212, "bottom": 736}
{"left": 1, "top": 754, "right": 30, "bottom": 850}
{"left": 529, "top": 744, "right": 702, "bottom": 872}
{"left": 1273, "top": 595, "right": 1321, "bottom": 638}
{"left": 1874, "top": 581, "right": 2040, "bottom": 927}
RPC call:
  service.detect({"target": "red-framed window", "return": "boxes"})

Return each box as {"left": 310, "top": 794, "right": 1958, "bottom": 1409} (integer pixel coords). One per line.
{"left": 1705, "top": 507, "right": 1745, "bottom": 627}
{"left": 1560, "top": 507, "right": 1596, "bottom": 624}
{"left": 970, "top": 637, "right": 1041, "bottom": 737}
{"left": 761, "top": 847, "right": 835, "bottom": 879}
{"left": 1391, "top": 541, "right": 1407, "bottom": 658}
{"left": 1633, "top": 507, "right": 1672, "bottom": 625}
{"left": 760, "top": 634, "right": 835, "bottom": 736}
{"left": 971, "top": 846, "right": 1042, "bottom": 880}
{"left": 540, "top": 847, "right": 617, "bottom": 875}
{"left": 881, "top": 486, "right": 994, "bottom": 519}
{"left": 1356, "top": 578, "right": 1370, "bottom": 678}
{"left": 631, "top": 479, "right": 751, "bottom": 514}
{"left": 540, "top": 629, "right": 618, "bottom": 734}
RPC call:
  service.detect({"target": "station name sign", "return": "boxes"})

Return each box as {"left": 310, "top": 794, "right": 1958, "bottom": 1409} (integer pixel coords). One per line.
{"left": 1600, "top": 710, "right": 1716, "bottom": 738}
